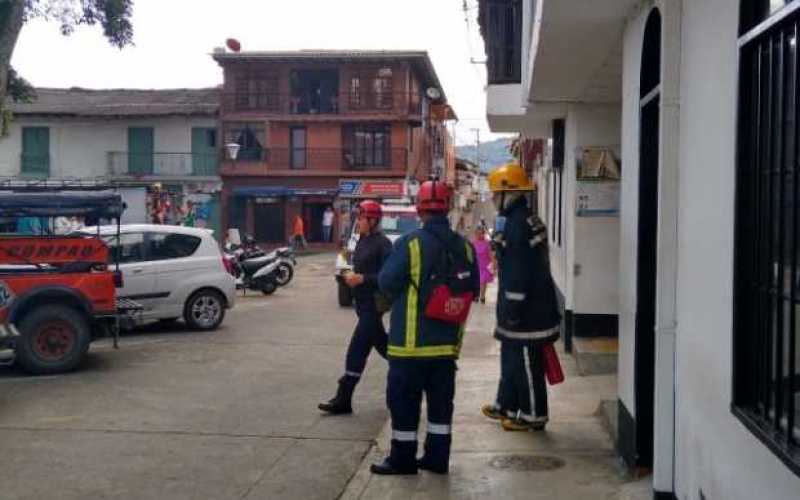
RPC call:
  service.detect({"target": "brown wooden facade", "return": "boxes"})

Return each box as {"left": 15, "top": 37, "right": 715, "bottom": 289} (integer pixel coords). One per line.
{"left": 213, "top": 50, "right": 455, "bottom": 245}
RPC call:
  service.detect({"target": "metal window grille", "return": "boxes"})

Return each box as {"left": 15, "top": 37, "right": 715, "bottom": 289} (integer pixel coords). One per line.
{"left": 734, "top": 5, "right": 800, "bottom": 473}
{"left": 481, "top": 0, "right": 522, "bottom": 85}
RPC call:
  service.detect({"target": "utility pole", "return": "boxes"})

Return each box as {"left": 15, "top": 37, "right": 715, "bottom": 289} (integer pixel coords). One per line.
{"left": 470, "top": 128, "right": 481, "bottom": 171}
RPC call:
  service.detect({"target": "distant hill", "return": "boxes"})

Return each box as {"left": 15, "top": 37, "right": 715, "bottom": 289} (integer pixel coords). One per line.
{"left": 456, "top": 138, "right": 514, "bottom": 173}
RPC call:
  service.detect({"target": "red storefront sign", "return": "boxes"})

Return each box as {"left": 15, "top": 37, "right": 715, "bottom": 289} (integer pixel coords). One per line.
{"left": 339, "top": 180, "right": 406, "bottom": 198}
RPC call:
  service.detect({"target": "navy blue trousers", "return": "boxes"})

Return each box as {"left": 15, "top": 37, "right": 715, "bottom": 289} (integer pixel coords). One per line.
{"left": 387, "top": 359, "right": 456, "bottom": 471}
{"left": 342, "top": 309, "right": 387, "bottom": 383}
{"left": 496, "top": 341, "right": 548, "bottom": 421}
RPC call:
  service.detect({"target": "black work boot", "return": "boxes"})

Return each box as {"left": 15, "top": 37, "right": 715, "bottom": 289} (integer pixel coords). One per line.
{"left": 417, "top": 458, "right": 448, "bottom": 475}
{"left": 318, "top": 376, "right": 356, "bottom": 415}
{"left": 370, "top": 457, "right": 418, "bottom": 475}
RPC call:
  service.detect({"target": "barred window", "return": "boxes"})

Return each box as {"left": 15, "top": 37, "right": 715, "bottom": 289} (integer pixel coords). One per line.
{"left": 478, "top": 0, "right": 522, "bottom": 84}
{"left": 734, "top": 1, "right": 800, "bottom": 474}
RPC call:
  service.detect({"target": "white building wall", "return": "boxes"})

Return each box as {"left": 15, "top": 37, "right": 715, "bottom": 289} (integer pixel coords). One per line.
{"left": 544, "top": 103, "right": 620, "bottom": 319}
{"left": 618, "top": 5, "right": 648, "bottom": 417}
{"left": 672, "top": 0, "right": 800, "bottom": 498}
{"left": 0, "top": 116, "right": 217, "bottom": 178}
{"left": 570, "top": 104, "right": 621, "bottom": 316}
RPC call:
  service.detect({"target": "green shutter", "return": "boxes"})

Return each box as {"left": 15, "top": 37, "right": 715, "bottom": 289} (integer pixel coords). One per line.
{"left": 21, "top": 127, "right": 50, "bottom": 177}
{"left": 128, "top": 127, "right": 154, "bottom": 175}
{"left": 191, "top": 127, "right": 218, "bottom": 176}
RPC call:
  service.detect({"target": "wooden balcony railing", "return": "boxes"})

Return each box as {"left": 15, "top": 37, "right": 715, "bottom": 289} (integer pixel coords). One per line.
{"left": 225, "top": 147, "right": 407, "bottom": 172}
{"left": 221, "top": 92, "right": 423, "bottom": 116}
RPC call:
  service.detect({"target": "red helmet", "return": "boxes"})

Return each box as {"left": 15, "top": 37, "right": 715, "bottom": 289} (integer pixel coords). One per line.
{"left": 416, "top": 180, "right": 452, "bottom": 214}
{"left": 357, "top": 200, "right": 382, "bottom": 220}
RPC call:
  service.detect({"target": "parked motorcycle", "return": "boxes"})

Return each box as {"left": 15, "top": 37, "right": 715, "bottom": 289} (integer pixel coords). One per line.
{"left": 224, "top": 236, "right": 297, "bottom": 294}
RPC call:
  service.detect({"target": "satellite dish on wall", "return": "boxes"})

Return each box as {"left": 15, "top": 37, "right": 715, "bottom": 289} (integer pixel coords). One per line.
{"left": 425, "top": 87, "right": 442, "bottom": 100}
{"left": 226, "top": 38, "right": 242, "bottom": 52}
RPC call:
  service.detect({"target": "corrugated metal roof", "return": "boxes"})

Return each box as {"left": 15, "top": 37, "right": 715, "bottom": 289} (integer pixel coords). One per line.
{"left": 7, "top": 87, "right": 220, "bottom": 117}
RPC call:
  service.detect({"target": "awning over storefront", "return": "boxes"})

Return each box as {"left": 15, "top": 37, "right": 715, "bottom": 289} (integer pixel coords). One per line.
{"left": 233, "top": 186, "right": 338, "bottom": 198}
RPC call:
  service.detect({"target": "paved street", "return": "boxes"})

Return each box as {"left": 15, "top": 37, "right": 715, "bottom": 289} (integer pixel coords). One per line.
{"left": 0, "top": 252, "right": 646, "bottom": 500}
{"left": 0, "top": 253, "right": 389, "bottom": 500}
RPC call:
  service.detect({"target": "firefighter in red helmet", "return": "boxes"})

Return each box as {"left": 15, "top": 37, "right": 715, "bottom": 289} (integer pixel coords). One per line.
{"left": 371, "top": 179, "right": 480, "bottom": 475}
{"left": 319, "top": 200, "right": 393, "bottom": 415}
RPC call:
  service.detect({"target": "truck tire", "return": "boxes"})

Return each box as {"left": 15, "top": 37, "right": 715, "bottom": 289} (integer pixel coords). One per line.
{"left": 184, "top": 289, "right": 226, "bottom": 331}
{"left": 15, "top": 306, "right": 91, "bottom": 375}
{"left": 338, "top": 282, "right": 353, "bottom": 307}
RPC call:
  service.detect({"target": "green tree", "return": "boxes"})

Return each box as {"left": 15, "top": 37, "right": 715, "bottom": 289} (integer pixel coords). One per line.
{"left": 0, "top": 0, "right": 134, "bottom": 104}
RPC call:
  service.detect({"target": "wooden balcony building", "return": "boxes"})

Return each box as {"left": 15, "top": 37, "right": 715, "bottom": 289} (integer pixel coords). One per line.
{"left": 212, "top": 49, "right": 456, "bottom": 245}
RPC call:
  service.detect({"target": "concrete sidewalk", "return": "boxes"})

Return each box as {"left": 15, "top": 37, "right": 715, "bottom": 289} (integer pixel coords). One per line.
{"left": 341, "top": 294, "right": 651, "bottom": 500}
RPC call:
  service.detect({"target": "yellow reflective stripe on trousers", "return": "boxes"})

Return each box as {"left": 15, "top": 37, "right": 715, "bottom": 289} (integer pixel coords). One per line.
{"left": 388, "top": 344, "right": 459, "bottom": 357}
{"left": 406, "top": 238, "right": 421, "bottom": 350}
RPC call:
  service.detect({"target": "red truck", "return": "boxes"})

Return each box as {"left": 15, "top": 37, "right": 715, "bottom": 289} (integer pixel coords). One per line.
{"left": 0, "top": 191, "right": 138, "bottom": 374}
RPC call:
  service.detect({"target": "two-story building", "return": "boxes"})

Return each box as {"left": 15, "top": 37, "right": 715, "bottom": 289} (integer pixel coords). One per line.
{"left": 212, "top": 50, "right": 455, "bottom": 245}
{"left": 477, "top": 1, "right": 800, "bottom": 499}
{"left": 1, "top": 87, "right": 222, "bottom": 229}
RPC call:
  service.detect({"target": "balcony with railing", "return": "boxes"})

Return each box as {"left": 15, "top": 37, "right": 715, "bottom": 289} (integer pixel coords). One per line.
{"left": 220, "top": 148, "right": 408, "bottom": 176}
{"left": 107, "top": 152, "right": 219, "bottom": 178}
{"left": 20, "top": 154, "right": 50, "bottom": 177}
{"left": 221, "top": 91, "right": 422, "bottom": 118}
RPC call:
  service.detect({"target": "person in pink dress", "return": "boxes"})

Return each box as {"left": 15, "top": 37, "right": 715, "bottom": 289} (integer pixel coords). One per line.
{"left": 472, "top": 224, "right": 495, "bottom": 303}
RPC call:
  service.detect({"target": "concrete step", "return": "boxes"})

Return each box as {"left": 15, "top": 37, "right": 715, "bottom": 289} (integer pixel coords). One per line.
{"left": 597, "top": 399, "right": 619, "bottom": 443}
{"left": 573, "top": 336, "right": 618, "bottom": 376}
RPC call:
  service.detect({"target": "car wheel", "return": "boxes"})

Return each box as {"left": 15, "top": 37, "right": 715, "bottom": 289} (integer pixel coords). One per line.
{"left": 261, "top": 281, "right": 277, "bottom": 295}
{"left": 338, "top": 282, "right": 353, "bottom": 307}
{"left": 275, "top": 263, "right": 294, "bottom": 286}
{"left": 15, "top": 306, "right": 91, "bottom": 375}
{"left": 184, "top": 290, "right": 225, "bottom": 331}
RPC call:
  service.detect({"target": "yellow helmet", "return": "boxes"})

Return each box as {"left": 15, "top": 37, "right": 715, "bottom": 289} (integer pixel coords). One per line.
{"left": 488, "top": 163, "right": 535, "bottom": 192}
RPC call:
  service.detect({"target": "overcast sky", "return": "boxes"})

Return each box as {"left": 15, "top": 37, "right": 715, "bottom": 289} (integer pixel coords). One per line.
{"left": 11, "top": 0, "right": 511, "bottom": 145}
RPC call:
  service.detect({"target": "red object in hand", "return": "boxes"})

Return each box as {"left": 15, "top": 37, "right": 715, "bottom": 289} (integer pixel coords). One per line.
{"left": 543, "top": 343, "right": 565, "bottom": 385}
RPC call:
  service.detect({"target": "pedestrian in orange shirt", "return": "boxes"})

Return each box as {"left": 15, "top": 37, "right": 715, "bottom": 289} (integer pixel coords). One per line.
{"left": 292, "top": 214, "right": 307, "bottom": 251}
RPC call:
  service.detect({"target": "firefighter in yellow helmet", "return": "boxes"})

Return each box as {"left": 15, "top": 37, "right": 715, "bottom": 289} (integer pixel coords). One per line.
{"left": 482, "top": 163, "right": 561, "bottom": 431}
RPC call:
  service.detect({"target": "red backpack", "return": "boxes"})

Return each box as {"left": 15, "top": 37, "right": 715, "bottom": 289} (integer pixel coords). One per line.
{"left": 417, "top": 230, "right": 475, "bottom": 325}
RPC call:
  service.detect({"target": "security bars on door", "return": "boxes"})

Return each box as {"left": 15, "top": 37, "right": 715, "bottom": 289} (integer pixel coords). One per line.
{"left": 734, "top": 4, "right": 800, "bottom": 473}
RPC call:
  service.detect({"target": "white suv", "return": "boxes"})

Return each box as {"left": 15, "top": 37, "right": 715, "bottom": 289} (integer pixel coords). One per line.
{"left": 82, "top": 224, "right": 236, "bottom": 330}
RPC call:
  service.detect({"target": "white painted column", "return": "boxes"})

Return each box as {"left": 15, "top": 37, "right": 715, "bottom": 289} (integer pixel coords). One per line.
{"left": 652, "top": 0, "right": 682, "bottom": 494}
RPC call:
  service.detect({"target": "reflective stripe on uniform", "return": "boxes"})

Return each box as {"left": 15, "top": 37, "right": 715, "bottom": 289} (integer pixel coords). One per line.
{"left": 344, "top": 371, "right": 362, "bottom": 378}
{"left": 392, "top": 430, "right": 418, "bottom": 442}
{"left": 426, "top": 422, "right": 452, "bottom": 435}
{"left": 523, "top": 346, "right": 537, "bottom": 420}
{"left": 495, "top": 325, "right": 558, "bottom": 340}
{"left": 456, "top": 323, "right": 466, "bottom": 354}
{"left": 388, "top": 344, "right": 459, "bottom": 358}
{"left": 464, "top": 241, "right": 474, "bottom": 263}
{"left": 406, "top": 238, "right": 421, "bottom": 350}
{"left": 505, "top": 291, "right": 526, "bottom": 301}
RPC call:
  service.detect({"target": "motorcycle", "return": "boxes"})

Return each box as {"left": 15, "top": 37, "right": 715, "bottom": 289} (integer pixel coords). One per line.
{"left": 224, "top": 236, "right": 297, "bottom": 294}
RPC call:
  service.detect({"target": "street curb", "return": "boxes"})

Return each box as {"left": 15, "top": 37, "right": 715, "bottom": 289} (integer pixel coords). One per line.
{"left": 338, "top": 420, "right": 392, "bottom": 500}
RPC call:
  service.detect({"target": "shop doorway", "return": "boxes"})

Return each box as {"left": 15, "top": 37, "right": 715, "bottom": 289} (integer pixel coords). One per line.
{"left": 254, "top": 201, "right": 285, "bottom": 244}
{"left": 303, "top": 203, "right": 329, "bottom": 243}
{"left": 631, "top": 8, "right": 662, "bottom": 470}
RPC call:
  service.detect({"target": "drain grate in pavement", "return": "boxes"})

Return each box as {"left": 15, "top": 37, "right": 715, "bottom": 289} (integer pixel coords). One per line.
{"left": 489, "top": 455, "right": 566, "bottom": 472}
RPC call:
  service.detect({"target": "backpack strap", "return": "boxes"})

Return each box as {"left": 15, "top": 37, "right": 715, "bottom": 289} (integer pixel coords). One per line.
{"left": 408, "top": 228, "right": 455, "bottom": 291}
